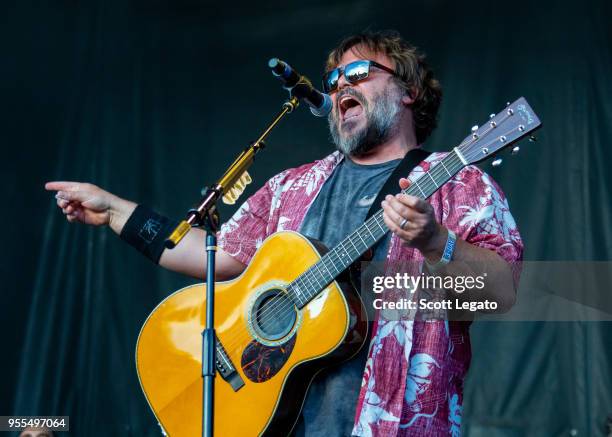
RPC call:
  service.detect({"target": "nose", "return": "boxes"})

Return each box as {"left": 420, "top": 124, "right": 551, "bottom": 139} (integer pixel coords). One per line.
{"left": 336, "top": 70, "right": 351, "bottom": 91}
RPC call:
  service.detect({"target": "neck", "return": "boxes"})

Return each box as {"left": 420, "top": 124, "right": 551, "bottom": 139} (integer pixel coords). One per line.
{"left": 349, "top": 132, "right": 419, "bottom": 165}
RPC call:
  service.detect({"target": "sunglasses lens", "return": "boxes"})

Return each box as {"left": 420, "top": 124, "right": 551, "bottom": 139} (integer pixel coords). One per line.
{"left": 323, "top": 61, "right": 372, "bottom": 92}
{"left": 323, "top": 69, "right": 340, "bottom": 93}
{"left": 345, "top": 61, "right": 370, "bottom": 83}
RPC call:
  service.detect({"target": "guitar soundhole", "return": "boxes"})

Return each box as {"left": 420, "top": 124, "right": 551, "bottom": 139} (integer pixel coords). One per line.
{"left": 251, "top": 288, "right": 297, "bottom": 342}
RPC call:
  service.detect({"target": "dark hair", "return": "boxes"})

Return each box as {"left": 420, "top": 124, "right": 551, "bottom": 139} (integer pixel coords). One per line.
{"left": 326, "top": 30, "right": 442, "bottom": 144}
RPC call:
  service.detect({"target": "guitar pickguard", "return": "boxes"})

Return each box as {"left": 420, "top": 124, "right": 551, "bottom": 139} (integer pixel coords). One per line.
{"left": 240, "top": 335, "right": 297, "bottom": 383}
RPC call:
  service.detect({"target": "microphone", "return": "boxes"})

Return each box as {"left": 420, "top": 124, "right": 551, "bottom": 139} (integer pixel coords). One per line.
{"left": 268, "top": 58, "right": 332, "bottom": 117}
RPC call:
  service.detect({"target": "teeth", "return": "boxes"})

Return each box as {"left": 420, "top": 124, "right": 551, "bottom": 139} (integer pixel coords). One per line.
{"left": 339, "top": 95, "right": 359, "bottom": 111}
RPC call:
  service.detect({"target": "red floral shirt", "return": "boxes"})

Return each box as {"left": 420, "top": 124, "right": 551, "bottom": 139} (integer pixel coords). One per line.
{"left": 218, "top": 151, "right": 523, "bottom": 436}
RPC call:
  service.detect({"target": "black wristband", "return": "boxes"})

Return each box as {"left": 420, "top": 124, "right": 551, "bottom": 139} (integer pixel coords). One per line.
{"left": 119, "top": 205, "right": 180, "bottom": 264}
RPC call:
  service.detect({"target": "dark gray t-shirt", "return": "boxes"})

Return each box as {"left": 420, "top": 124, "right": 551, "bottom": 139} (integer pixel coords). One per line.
{"left": 293, "top": 156, "right": 401, "bottom": 437}
{"left": 300, "top": 156, "right": 401, "bottom": 260}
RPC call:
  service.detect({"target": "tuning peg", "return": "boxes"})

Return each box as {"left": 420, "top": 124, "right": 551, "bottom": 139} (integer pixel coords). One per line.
{"left": 511, "top": 146, "right": 520, "bottom": 155}
{"left": 492, "top": 158, "right": 503, "bottom": 167}
{"left": 506, "top": 101, "right": 511, "bottom": 106}
{"left": 489, "top": 113, "right": 496, "bottom": 119}
{"left": 529, "top": 135, "right": 537, "bottom": 142}
{"left": 471, "top": 125, "right": 479, "bottom": 133}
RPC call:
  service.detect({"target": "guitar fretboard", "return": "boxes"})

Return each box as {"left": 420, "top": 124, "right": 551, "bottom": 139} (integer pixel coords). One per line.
{"left": 287, "top": 150, "right": 465, "bottom": 308}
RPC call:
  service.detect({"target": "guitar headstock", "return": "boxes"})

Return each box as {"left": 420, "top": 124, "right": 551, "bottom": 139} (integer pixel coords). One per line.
{"left": 457, "top": 97, "right": 541, "bottom": 165}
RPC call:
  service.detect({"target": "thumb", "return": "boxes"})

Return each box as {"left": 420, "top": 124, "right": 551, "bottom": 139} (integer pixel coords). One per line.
{"left": 399, "top": 177, "right": 411, "bottom": 190}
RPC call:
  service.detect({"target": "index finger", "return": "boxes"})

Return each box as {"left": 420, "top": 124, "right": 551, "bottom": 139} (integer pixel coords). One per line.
{"left": 396, "top": 194, "right": 430, "bottom": 213}
{"left": 45, "top": 181, "right": 82, "bottom": 192}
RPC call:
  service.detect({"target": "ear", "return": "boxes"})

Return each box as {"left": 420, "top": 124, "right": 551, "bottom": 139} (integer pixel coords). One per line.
{"left": 401, "top": 91, "right": 415, "bottom": 106}
{"left": 401, "top": 94, "right": 414, "bottom": 105}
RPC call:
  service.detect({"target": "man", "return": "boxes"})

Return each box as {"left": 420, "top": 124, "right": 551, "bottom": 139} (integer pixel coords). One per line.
{"left": 46, "top": 30, "right": 522, "bottom": 436}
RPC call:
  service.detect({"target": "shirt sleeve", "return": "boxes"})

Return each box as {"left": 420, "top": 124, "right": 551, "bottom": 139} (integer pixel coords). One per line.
{"left": 440, "top": 165, "right": 524, "bottom": 265}
{"left": 217, "top": 179, "right": 275, "bottom": 266}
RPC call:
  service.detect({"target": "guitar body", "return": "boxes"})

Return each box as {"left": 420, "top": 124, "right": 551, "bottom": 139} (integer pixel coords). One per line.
{"left": 136, "top": 231, "right": 369, "bottom": 436}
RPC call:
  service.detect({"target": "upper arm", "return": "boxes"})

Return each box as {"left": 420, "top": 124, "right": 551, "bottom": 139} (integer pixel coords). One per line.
{"left": 158, "top": 227, "right": 247, "bottom": 280}
{"left": 442, "top": 166, "right": 523, "bottom": 264}
{"left": 216, "top": 248, "right": 248, "bottom": 280}
{"left": 217, "top": 174, "right": 278, "bottom": 266}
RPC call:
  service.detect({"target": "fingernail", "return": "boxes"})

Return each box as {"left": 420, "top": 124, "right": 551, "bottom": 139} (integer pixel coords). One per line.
{"left": 56, "top": 191, "right": 64, "bottom": 199}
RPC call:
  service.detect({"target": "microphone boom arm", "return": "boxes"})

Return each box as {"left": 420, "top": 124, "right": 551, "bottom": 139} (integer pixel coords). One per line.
{"left": 164, "top": 95, "right": 299, "bottom": 248}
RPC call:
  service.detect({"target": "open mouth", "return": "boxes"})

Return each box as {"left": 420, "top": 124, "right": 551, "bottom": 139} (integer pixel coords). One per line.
{"left": 339, "top": 95, "right": 363, "bottom": 122}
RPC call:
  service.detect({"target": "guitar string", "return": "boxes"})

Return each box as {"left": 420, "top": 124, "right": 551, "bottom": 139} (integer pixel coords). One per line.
{"left": 221, "top": 120, "right": 524, "bottom": 359}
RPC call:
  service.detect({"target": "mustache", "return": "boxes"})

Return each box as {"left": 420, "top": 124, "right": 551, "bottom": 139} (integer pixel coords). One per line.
{"left": 336, "top": 88, "right": 366, "bottom": 106}
{"left": 333, "top": 88, "right": 367, "bottom": 120}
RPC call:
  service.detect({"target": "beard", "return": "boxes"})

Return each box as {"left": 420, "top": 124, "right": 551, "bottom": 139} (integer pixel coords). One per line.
{"left": 328, "top": 85, "right": 404, "bottom": 157}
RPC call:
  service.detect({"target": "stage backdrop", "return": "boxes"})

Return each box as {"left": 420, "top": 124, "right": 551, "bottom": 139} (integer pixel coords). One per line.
{"left": 2, "top": 0, "right": 611, "bottom": 435}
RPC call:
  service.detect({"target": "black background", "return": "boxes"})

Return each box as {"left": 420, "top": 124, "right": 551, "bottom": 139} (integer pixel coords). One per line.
{"left": 2, "top": 0, "right": 611, "bottom": 435}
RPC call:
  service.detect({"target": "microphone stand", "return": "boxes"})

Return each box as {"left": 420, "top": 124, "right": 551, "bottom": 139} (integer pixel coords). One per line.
{"left": 164, "top": 95, "right": 300, "bottom": 437}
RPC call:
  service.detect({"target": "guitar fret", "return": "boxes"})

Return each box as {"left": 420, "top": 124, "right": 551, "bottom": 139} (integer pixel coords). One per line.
{"left": 375, "top": 216, "right": 387, "bottom": 233}
{"left": 321, "top": 258, "right": 334, "bottom": 277}
{"left": 426, "top": 171, "right": 438, "bottom": 189}
{"left": 347, "top": 236, "right": 359, "bottom": 255}
{"left": 328, "top": 252, "right": 341, "bottom": 273}
{"left": 355, "top": 231, "right": 367, "bottom": 249}
{"left": 301, "top": 272, "right": 316, "bottom": 297}
{"left": 312, "top": 263, "right": 326, "bottom": 286}
{"left": 440, "top": 160, "right": 452, "bottom": 177}
{"left": 365, "top": 223, "right": 376, "bottom": 241}
{"left": 338, "top": 243, "right": 350, "bottom": 261}
{"left": 415, "top": 182, "right": 426, "bottom": 198}
{"left": 290, "top": 284, "right": 303, "bottom": 305}
{"left": 295, "top": 279, "right": 308, "bottom": 303}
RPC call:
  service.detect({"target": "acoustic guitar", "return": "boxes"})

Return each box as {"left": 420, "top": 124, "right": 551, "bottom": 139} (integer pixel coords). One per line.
{"left": 136, "top": 98, "right": 541, "bottom": 436}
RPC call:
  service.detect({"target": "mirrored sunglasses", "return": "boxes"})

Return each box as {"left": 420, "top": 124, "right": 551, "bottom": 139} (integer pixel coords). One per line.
{"left": 322, "top": 60, "right": 397, "bottom": 93}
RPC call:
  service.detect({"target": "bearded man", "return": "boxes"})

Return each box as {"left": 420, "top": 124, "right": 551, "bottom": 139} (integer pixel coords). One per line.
{"left": 46, "top": 30, "right": 522, "bottom": 436}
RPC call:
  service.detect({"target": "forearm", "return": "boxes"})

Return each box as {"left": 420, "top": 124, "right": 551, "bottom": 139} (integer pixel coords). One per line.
{"left": 381, "top": 187, "right": 517, "bottom": 313}
{"left": 108, "top": 196, "right": 138, "bottom": 235}
{"left": 421, "top": 227, "right": 516, "bottom": 313}
{"left": 116, "top": 207, "right": 245, "bottom": 280}
{"left": 105, "top": 198, "right": 205, "bottom": 277}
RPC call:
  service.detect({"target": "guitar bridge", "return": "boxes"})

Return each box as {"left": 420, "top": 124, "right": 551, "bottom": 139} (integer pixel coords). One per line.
{"left": 216, "top": 339, "right": 245, "bottom": 392}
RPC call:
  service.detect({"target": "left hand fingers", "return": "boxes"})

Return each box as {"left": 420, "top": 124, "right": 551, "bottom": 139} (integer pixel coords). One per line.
{"left": 398, "top": 177, "right": 411, "bottom": 190}
{"left": 394, "top": 193, "right": 430, "bottom": 213}
{"left": 382, "top": 199, "right": 418, "bottom": 231}
{"left": 384, "top": 194, "right": 426, "bottom": 221}
{"left": 382, "top": 208, "right": 412, "bottom": 238}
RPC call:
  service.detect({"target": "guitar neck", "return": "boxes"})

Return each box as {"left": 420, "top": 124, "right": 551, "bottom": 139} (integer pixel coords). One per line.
{"left": 288, "top": 149, "right": 466, "bottom": 308}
